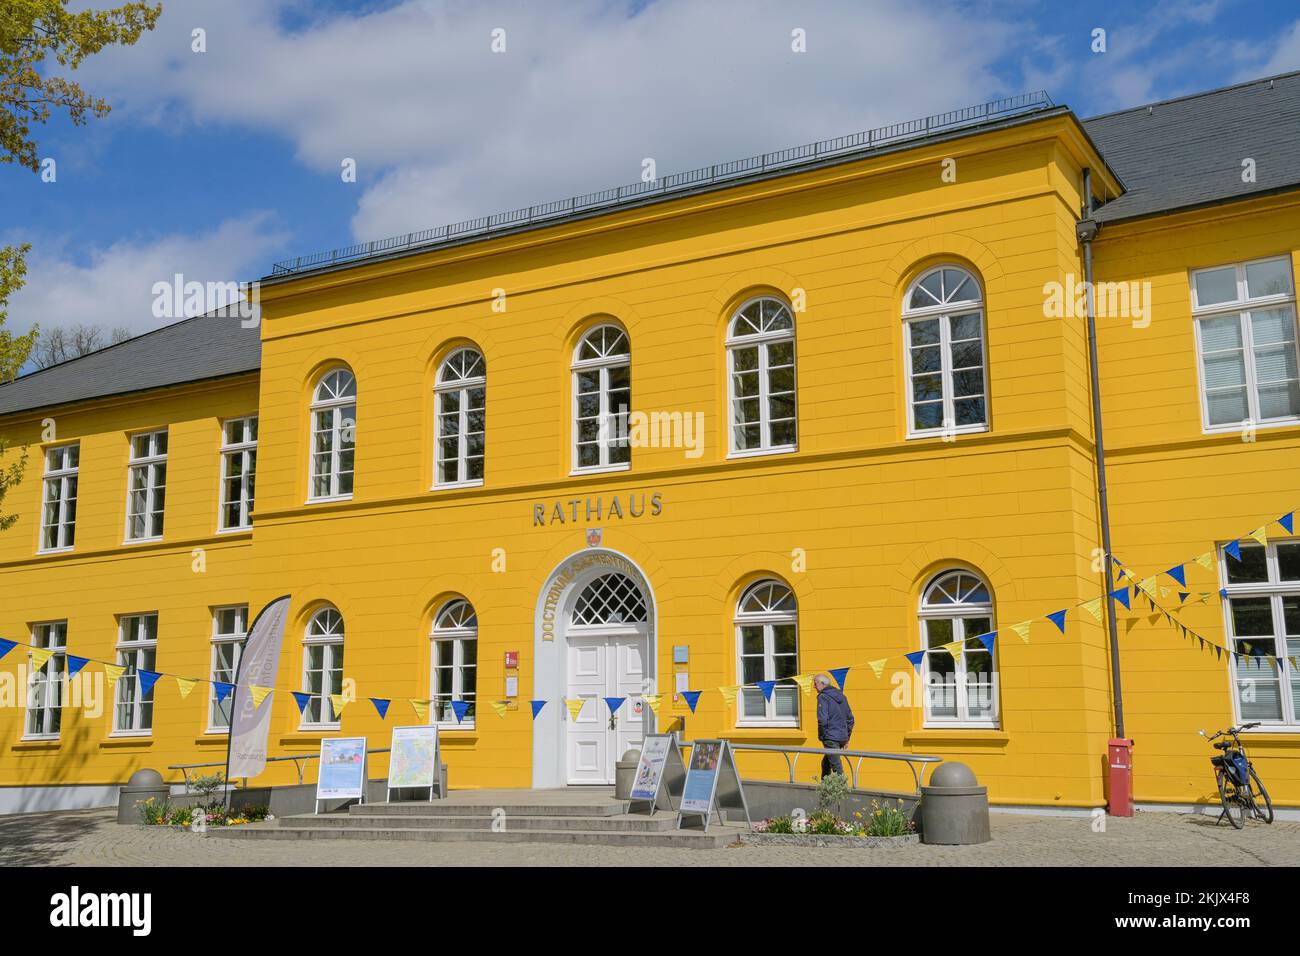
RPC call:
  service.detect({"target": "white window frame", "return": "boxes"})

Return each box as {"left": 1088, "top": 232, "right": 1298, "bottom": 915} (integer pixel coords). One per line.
{"left": 308, "top": 369, "right": 356, "bottom": 502}
{"left": 1219, "top": 540, "right": 1300, "bottom": 730}
{"left": 38, "top": 443, "right": 79, "bottom": 553}
{"left": 571, "top": 325, "right": 631, "bottom": 475}
{"left": 218, "top": 416, "right": 257, "bottom": 531}
{"left": 113, "top": 612, "right": 158, "bottom": 736}
{"left": 24, "top": 621, "right": 67, "bottom": 740}
{"left": 434, "top": 349, "right": 486, "bottom": 489}
{"left": 124, "top": 430, "right": 167, "bottom": 543}
{"left": 300, "top": 608, "right": 345, "bottom": 729}
{"left": 918, "top": 570, "right": 999, "bottom": 728}
{"left": 902, "top": 266, "right": 989, "bottom": 439}
{"left": 734, "top": 580, "right": 800, "bottom": 727}
{"left": 430, "top": 600, "right": 478, "bottom": 728}
{"left": 726, "top": 297, "right": 798, "bottom": 457}
{"left": 208, "top": 605, "right": 248, "bottom": 732}
{"left": 1190, "top": 255, "right": 1300, "bottom": 434}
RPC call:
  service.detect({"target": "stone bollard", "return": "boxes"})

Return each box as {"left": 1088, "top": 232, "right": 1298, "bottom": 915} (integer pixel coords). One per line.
{"left": 118, "top": 769, "right": 169, "bottom": 824}
{"left": 920, "top": 762, "right": 991, "bottom": 845}
{"left": 614, "top": 749, "right": 641, "bottom": 801}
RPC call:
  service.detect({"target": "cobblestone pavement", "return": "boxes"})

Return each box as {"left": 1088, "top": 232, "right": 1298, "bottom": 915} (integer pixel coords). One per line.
{"left": 0, "top": 808, "right": 1296, "bottom": 866}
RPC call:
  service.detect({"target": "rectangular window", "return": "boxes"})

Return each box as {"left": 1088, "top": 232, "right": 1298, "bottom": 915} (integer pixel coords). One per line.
{"left": 431, "top": 635, "right": 477, "bottom": 725}
{"left": 736, "top": 623, "right": 799, "bottom": 724}
{"left": 1192, "top": 256, "right": 1300, "bottom": 431}
{"left": 302, "top": 639, "right": 344, "bottom": 727}
{"left": 209, "top": 606, "right": 247, "bottom": 730}
{"left": 114, "top": 613, "right": 158, "bottom": 734}
{"left": 126, "top": 430, "right": 167, "bottom": 541}
{"left": 1221, "top": 540, "right": 1300, "bottom": 726}
{"left": 39, "top": 444, "right": 79, "bottom": 552}
{"left": 25, "top": 621, "right": 67, "bottom": 738}
{"left": 219, "top": 417, "right": 257, "bottom": 530}
{"left": 921, "top": 615, "right": 998, "bottom": 726}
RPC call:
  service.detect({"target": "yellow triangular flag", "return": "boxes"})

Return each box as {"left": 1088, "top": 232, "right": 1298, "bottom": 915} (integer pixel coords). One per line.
{"left": 409, "top": 698, "right": 430, "bottom": 722}
{"left": 491, "top": 700, "right": 509, "bottom": 718}
{"left": 102, "top": 663, "right": 125, "bottom": 687}
{"left": 1081, "top": 597, "right": 1103, "bottom": 621}
{"left": 1159, "top": 586, "right": 1170, "bottom": 599}
{"left": 175, "top": 677, "right": 197, "bottom": 699}
{"left": 1007, "top": 621, "right": 1031, "bottom": 643}
{"left": 792, "top": 674, "right": 815, "bottom": 696}
{"left": 718, "top": 684, "right": 740, "bottom": 706}
{"left": 867, "top": 659, "right": 888, "bottom": 679}
{"left": 29, "top": 647, "right": 53, "bottom": 672}
{"left": 944, "top": 640, "right": 964, "bottom": 661}
{"left": 1194, "top": 551, "right": 1215, "bottom": 570}
{"left": 249, "top": 685, "right": 273, "bottom": 708}
{"left": 1249, "top": 526, "right": 1268, "bottom": 547}
{"left": 641, "top": 693, "right": 662, "bottom": 713}
{"left": 329, "top": 693, "right": 349, "bottom": 718}
{"left": 565, "top": 698, "right": 586, "bottom": 721}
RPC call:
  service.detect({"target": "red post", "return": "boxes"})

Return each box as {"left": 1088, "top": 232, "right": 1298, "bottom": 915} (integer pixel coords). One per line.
{"left": 1107, "top": 738, "right": 1134, "bottom": 816}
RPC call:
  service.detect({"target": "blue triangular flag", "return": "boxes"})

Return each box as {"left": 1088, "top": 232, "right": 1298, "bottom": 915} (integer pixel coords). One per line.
{"left": 1047, "top": 609, "right": 1068, "bottom": 633}
{"left": 370, "top": 697, "right": 390, "bottom": 719}
{"left": 604, "top": 696, "right": 624, "bottom": 715}
{"left": 1251, "top": 644, "right": 1267, "bottom": 658}
{"left": 451, "top": 700, "right": 471, "bottom": 722}
{"left": 291, "top": 691, "right": 312, "bottom": 714}
{"left": 681, "top": 690, "right": 701, "bottom": 713}
{"left": 1215, "top": 645, "right": 1222, "bottom": 661}
{"left": 977, "top": 631, "right": 996, "bottom": 653}
{"left": 530, "top": 699, "right": 547, "bottom": 719}
{"left": 1109, "top": 587, "right": 1131, "bottom": 610}
{"left": 756, "top": 680, "right": 776, "bottom": 701}
{"left": 66, "top": 655, "right": 89, "bottom": 677}
{"left": 1280, "top": 512, "right": 1294, "bottom": 535}
{"left": 1166, "top": 565, "right": 1186, "bottom": 587}
{"left": 138, "top": 670, "right": 163, "bottom": 696}
{"left": 1219, "top": 588, "right": 1228, "bottom": 600}
{"left": 829, "top": 666, "right": 850, "bottom": 690}
{"left": 904, "top": 650, "right": 925, "bottom": 671}
{"left": 1223, "top": 540, "right": 1242, "bottom": 562}
{"left": 0, "top": 638, "right": 16, "bottom": 661}
{"left": 1178, "top": 591, "right": 1190, "bottom": 603}
{"left": 213, "top": 681, "right": 234, "bottom": 703}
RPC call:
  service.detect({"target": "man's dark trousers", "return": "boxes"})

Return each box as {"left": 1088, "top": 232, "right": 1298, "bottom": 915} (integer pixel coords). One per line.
{"left": 821, "top": 740, "right": 846, "bottom": 778}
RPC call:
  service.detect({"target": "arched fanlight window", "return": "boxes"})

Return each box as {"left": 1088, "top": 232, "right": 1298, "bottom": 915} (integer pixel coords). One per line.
{"left": 302, "top": 607, "right": 345, "bottom": 726}
{"left": 918, "top": 570, "right": 998, "bottom": 726}
{"left": 735, "top": 579, "right": 798, "bottom": 723}
{"left": 572, "top": 324, "right": 631, "bottom": 471}
{"left": 570, "top": 573, "right": 647, "bottom": 626}
{"left": 727, "top": 297, "right": 797, "bottom": 454}
{"left": 435, "top": 348, "right": 486, "bottom": 486}
{"left": 431, "top": 599, "right": 477, "bottom": 724}
{"left": 902, "top": 266, "right": 988, "bottom": 437}
{"left": 309, "top": 368, "right": 356, "bottom": 500}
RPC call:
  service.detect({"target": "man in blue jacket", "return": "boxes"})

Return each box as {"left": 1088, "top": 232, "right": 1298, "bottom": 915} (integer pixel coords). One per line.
{"left": 814, "top": 674, "right": 855, "bottom": 778}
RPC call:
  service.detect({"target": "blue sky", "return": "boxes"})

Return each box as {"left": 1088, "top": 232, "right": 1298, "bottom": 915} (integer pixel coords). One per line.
{"left": 3, "top": 0, "right": 1300, "bottom": 336}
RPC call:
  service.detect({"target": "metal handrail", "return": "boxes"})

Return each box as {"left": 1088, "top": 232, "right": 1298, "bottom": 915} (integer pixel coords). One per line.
{"left": 168, "top": 748, "right": 391, "bottom": 790}
{"left": 270, "top": 91, "right": 1055, "bottom": 276}
{"left": 717, "top": 742, "right": 942, "bottom": 794}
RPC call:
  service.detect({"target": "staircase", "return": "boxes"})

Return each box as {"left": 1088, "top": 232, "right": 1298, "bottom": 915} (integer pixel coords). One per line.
{"left": 209, "top": 789, "right": 738, "bottom": 849}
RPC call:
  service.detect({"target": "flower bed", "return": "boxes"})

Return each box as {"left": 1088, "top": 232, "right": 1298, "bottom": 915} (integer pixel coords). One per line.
{"left": 742, "top": 831, "right": 920, "bottom": 848}
{"left": 139, "top": 797, "right": 273, "bottom": 829}
{"left": 746, "top": 790, "right": 918, "bottom": 847}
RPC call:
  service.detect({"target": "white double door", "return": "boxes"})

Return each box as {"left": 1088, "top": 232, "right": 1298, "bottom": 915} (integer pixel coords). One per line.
{"left": 566, "top": 629, "right": 648, "bottom": 785}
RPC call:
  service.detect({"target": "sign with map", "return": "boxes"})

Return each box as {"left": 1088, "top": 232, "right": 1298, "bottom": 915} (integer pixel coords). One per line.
{"left": 387, "top": 724, "right": 441, "bottom": 799}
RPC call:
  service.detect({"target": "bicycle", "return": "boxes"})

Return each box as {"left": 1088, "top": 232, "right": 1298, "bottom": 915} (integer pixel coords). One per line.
{"left": 1200, "top": 723, "right": 1274, "bottom": 828}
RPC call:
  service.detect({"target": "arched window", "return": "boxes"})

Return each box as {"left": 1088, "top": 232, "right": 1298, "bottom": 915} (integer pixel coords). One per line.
{"left": 727, "top": 297, "right": 797, "bottom": 454}
{"left": 435, "top": 348, "right": 486, "bottom": 486}
{"left": 302, "top": 607, "right": 345, "bottom": 726}
{"left": 572, "top": 325, "right": 631, "bottom": 472}
{"left": 431, "top": 599, "right": 478, "bottom": 725}
{"left": 735, "top": 579, "right": 799, "bottom": 724}
{"left": 309, "top": 368, "right": 356, "bottom": 500}
{"left": 571, "top": 573, "right": 648, "bottom": 626}
{"left": 902, "top": 266, "right": 988, "bottom": 437}
{"left": 919, "top": 570, "right": 998, "bottom": 726}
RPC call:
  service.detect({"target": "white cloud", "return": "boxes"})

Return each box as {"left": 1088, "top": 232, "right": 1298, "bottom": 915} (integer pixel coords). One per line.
{"left": 6, "top": 214, "right": 288, "bottom": 335}
{"left": 1237, "top": 20, "right": 1300, "bottom": 80}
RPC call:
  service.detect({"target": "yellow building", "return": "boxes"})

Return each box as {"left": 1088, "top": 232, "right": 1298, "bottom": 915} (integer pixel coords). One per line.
{"left": 1, "top": 74, "right": 1297, "bottom": 815}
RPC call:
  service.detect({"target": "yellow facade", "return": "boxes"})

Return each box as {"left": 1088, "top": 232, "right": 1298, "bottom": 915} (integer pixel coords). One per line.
{"left": 0, "top": 109, "right": 1295, "bottom": 812}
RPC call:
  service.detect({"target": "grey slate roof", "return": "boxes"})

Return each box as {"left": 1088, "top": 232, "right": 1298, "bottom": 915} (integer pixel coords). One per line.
{"left": 0, "top": 310, "right": 260, "bottom": 417}
{"left": 1082, "top": 70, "right": 1300, "bottom": 223}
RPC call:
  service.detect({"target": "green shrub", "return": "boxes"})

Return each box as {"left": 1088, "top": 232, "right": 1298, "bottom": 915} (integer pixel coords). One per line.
{"left": 758, "top": 815, "right": 795, "bottom": 834}
{"left": 816, "top": 772, "right": 850, "bottom": 810}
{"left": 865, "top": 799, "right": 914, "bottom": 837}
{"left": 138, "top": 797, "right": 170, "bottom": 825}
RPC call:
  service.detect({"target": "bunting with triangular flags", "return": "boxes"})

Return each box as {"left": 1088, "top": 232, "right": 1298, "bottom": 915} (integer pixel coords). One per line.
{"left": 792, "top": 674, "right": 815, "bottom": 696}
{"left": 29, "top": 647, "right": 53, "bottom": 672}
{"left": 943, "top": 640, "right": 964, "bottom": 662}
{"left": 451, "top": 700, "right": 471, "bottom": 723}
{"left": 291, "top": 691, "right": 312, "bottom": 714}
{"left": 530, "top": 699, "right": 547, "bottom": 719}
{"left": 867, "top": 658, "right": 888, "bottom": 678}
{"left": 370, "top": 697, "right": 390, "bottom": 719}
{"left": 718, "top": 684, "right": 740, "bottom": 706}
{"left": 66, "top": 655, "right": 89, "bottom": 678}
{"left": 603, "top": 696, "right": 624, "bottom": 716}
{"left": 1193, "top": 551, "right": 1215, "bottom": 570}
{"left": 756, "top": 680, "right": 776, "bottom": 701}
{"left": 829, "top": 666, "right": 850, "bottom": 690}
{"left": 1009, "top": 621, "right": 1032, "bottom": 643}
{"left": 1166, "top": 564, "right": 1186, "bottom": 587}
{"left": 248, "top": 685, "right": 273, "bottom": 708}
{"left": 212, "top": 680, "right": 233, "bottom": 702}
{"left": 1249, "top": 526, "right": 1268, "bottom": 547}
{"left": 1080, "top": 598, "right": 1103, "bottom": 621}
{"left": 491, "top": 700, "right": 509, "bottom": 718}
{"left": 1280, "top": 512, "right": 1294, "bottom": 535}
{"left": 1109, "top": 586, "right": 1131, "bottom": 611}
{"left": 564, "top": 699, "right": 586, "bottom": 721}
{"left": 641, "top": 693, "right": 663, "bottom": 713}
{"left": 410, "top": 698, "right": 430, "bottom": 722}
{"left": 681, "top": 690, "right": 701, "bottom": 712}
{"left": 904, "top": 650, "right": 925, "bottom": 671}
{"left": 174, "top": 676, "right": 197, "bottom": 699}
{"left": 1223, "top": 540, "right": 1242, "bottom": 562}
{"left": 329, "top": 693, "right": 350, "bottom": 718}
{"left": 1047, "top": 609, "right": 1068, "bottom": 633}
{"left": 0, "top": 638, "right": 15, "bottom": 661}
{"left": 102, "top": 663, "right": 125, "bottom": 687}
{"left": 976, "top": 632, "right": 996, "bottom": 653}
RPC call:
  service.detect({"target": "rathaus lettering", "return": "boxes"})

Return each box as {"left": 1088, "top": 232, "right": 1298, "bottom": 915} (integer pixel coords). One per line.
{"left": 533, "top": 493, "right": 663, "bottom": 527}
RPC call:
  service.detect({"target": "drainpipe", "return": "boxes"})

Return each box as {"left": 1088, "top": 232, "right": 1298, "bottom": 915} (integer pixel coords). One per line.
{"left": 1078, "top": 170, "right": 1131, "bottom": 814}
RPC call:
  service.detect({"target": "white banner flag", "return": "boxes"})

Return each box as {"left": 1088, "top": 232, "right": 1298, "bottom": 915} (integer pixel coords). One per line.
{"left": 227, "top": 596, "right": 291, "bottom": 780}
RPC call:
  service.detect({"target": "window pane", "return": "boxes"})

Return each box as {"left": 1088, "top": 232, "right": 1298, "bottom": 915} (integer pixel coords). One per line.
{"left": 1229, "top": 596, "right": 1273, "bottom": 637}
{"left": 1278, "top": 543, "right": 1300, "bottom": 581}
{"left": 1195, "top": 267, "right": 1238, "bottom": 307}
{"left": 1245, "top": 259, "right": 1292, "bottom": 299}
{"left": 1226, "top": 546, "right": 1268, "bottom": 584}
{"left": 1203, "top": 351, "right": 1246, "bottom": 389}
{"left": 1206, "top": 388, "right": 1249, "bottom": 426}
{"left": 1199, "top": 316, "right": 1243, "bottom": 351}
{"left": 1257, "top": 382, "right": 1300, "bottom": 420}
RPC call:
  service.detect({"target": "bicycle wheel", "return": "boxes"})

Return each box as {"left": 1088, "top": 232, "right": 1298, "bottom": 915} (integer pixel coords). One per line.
{"left": 1248, "top": 768, "right": 1274, "bottom": 824}
{"left": 1217, "top": 770, "right": 1246, "bottom": 829}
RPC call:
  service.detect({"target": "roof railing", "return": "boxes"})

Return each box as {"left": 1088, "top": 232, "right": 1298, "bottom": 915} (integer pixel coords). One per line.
{"left": 270, "top": 90, "right": 1055, "bottom": 277}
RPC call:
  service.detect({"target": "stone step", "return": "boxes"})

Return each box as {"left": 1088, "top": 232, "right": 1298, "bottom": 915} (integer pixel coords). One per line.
{"left": 349, "top": 801, "right": 624, "bottom": 818}
{"left": 209, "top": 825, "right": 731, "bottom": 849}
{"left": 283, "top": 813, "right": 677, "bottom": 832}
